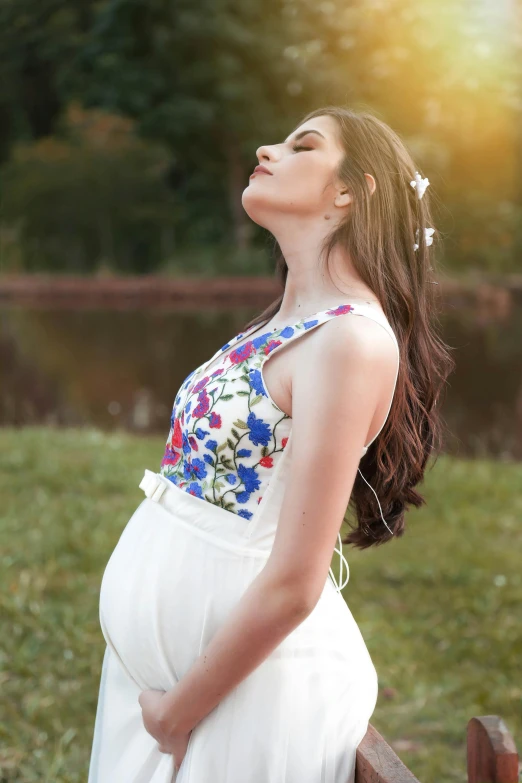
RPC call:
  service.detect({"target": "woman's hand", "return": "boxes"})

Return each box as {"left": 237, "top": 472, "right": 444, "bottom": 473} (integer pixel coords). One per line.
{"left": 138, "top": 689, "right": 193, "bottom": 769}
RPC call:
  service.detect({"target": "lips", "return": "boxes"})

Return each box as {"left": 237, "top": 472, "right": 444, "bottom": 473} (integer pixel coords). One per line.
{"left": 251, "top": 165, "right": 272, "bottom": 177}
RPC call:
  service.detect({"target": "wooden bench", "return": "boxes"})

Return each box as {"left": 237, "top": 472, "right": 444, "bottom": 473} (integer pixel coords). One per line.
{"left": 355, "top": 715, "right": 519, "bottom": 782}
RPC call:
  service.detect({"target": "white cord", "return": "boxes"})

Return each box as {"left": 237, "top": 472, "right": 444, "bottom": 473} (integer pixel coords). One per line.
{"left": 357, "top": 468, "right": 394, "bottom": 535}
{"left": 329, "top": 531, "right": 350, "bottom": 593}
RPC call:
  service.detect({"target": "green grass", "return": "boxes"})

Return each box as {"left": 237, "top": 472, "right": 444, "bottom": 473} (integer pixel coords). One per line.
{"left": 1, "top": 427, "right": 521, "bottom": 782}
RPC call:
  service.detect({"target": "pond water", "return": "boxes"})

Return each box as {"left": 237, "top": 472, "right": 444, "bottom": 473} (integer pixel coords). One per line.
{"left": 1, "top": 293, "right": 521, "bottom": 459}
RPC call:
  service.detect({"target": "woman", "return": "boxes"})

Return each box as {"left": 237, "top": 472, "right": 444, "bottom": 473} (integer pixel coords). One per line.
{"left": 88, "top": 106, "right": 454, "bottom": 782}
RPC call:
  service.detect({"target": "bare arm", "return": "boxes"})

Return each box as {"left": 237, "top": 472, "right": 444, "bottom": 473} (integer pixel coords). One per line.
{"left": 157, "top": 315, "right": 397, "bottom": 736}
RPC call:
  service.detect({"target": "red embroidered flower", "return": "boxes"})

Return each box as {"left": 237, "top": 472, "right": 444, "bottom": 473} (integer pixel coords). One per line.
{"left": 193, "top": 389, "right": 210, "bottom": 417}
{"left": 327, "top": 304, "right": 355, "bottom": 316}
{"left": 188, "top": 435, "right": 198, "bottom": 451}
{"left": 209, "top": 411, "right": 222, "bottom": 428}
{"left": 264, "top": 339, "right": 282, "bottom": 356}
{"left": 259, "top": 455, "right": 273, "bottom": 468}
{"left": 229, "top": 341, "right": 256, "bottom": 364}
{"left": 281, "top": 437, "right": 289, "bottom": 448}
{"left": 172, "top": 417, "right": 183, "bottom": 448}
{"left": 192, "top": 376, "right": 210, "bottom": 393}
{"left": 161, "top": 446, "right": 181, "bottom": 466}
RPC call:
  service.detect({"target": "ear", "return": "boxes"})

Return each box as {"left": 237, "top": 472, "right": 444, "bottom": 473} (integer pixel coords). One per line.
{"left": 364, "top": 172, "right": 376, "bottom": 196}
{"left": 333, "top": 188, "right": 352, "bottom": 208}
{"left": 334, "top": 172, "right": 377, "bottom": 208}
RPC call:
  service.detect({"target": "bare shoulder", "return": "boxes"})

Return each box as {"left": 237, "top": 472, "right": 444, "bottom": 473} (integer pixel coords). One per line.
{"left": 294, "top": 310, "right": 399, "bottom": 387}
{"left": 290, "top": 310, "right": 400, "bottom": 446}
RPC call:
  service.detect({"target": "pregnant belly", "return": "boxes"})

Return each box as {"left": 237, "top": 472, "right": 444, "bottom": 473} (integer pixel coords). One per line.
{"left": 98, "top": 498, "right": 378, "bottom": 712}
{"left": 99, "top": 501, "right": 183, "bottom": 692}
{"left": 98, "top": 499, "right": 265, "bottom": 692}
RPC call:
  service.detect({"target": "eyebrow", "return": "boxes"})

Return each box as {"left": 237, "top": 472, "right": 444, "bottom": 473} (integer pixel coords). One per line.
{"left": 283, "top": 129, "right": 326, "bottom": 144}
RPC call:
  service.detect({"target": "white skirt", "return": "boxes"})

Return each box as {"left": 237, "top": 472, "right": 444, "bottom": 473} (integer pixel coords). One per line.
{"left": 88, "top": 462, "right": 379, "bottom": 783}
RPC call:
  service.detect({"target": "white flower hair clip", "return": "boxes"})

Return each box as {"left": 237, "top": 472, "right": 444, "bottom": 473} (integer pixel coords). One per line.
{"left": 410, "top": 171, "right": 430, "bottom": 199}
{"left": 413, "top": 226, "right": 435, "bottom": 251}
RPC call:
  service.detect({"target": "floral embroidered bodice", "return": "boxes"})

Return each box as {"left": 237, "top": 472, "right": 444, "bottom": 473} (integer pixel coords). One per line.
{"left": 159, "top": 303, "right": 399, "bottom": 521}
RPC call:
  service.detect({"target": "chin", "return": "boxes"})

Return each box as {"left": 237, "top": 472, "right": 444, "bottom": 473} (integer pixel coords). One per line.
{"left": 241, "top": 187, "right": 272, "bottom": 228}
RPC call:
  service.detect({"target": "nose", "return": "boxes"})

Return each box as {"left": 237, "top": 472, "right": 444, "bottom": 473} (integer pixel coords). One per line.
{"left": 255, "top": 143, "right": 277, "bottom": 163}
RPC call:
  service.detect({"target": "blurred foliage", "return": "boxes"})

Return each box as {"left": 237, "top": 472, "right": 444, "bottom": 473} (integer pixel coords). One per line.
{"left": 0, "top": 427, "right": 521, "bottom": 781}
{"left": 0, "top": 104, "right": 179, "bottom": 273}
{"left": 0, "top": 0, "right": 521, "bottom": 273}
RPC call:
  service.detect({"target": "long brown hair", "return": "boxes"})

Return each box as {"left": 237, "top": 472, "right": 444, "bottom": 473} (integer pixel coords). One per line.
{"left": 241, "top": 105, "right": 456, "bottom": 550}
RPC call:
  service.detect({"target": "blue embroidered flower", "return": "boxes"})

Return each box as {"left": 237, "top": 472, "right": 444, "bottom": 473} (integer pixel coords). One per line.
{"left": 195, "top": 428, "right": 207, "bottom": 439}
{"left": 252, "top": 331, "right": 276, "bottom": 350}
{"left": 238, "top": 463, "right": 261, "bottom": 493}
{"left": 182, "top": 432, "right": 192, "bottom": 454}
{"left": 248, "top": 368, "right": 267, "bottom": 398}
{"left": 185, "top": 401, "right": 192, "bottom": 414}
{"left": 247, "top": 412, "right": 271, "bottom": 447}
{"left": 237, "top": 448, "right": 252, "bottom": 458}
{"left": 205, "top": 440, "right": 218, "bottom": 452}
{"left": 279, "top": 326, "right": 295, "bottom": 338}
{"left": 225, "top": 474, "right": 236, "bottom": 484}
{"left": 186, "top": 482, "right": 204, "bottom": 498}
{"left": 236, "top": 490, "right": 251, "bottom": 504}
{"left": 203, "top": 453, "right": 215, "bottom": 466}
{"left": 238, "top": 509, "right": 254, "bottom": 520}
{"left": 303, "top": 318, "right": 319, "bottom": 329}
{"left": 183, "top": 458, "right": 208, "bottom": 481}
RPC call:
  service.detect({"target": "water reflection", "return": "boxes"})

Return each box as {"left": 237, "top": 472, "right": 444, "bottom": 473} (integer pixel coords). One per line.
{"left": 0, "top": 307, "right": 257, "bottom": 432}
{"left": 1, "top": 296, "right": 521, "bottom": 459}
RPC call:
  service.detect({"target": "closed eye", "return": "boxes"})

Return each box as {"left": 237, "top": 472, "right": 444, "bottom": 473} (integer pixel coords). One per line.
{"left": 292, "top": 145, "right": 313, "bottom": 152}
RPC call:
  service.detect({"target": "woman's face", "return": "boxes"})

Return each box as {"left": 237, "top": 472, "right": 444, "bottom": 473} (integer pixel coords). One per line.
{"left": 241, "top": 114, "right": 349, "bottom": 228}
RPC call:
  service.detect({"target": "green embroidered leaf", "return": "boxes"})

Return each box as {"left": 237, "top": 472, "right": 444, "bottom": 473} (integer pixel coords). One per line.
{"left": 204, "top": 494, "right": 214, "bottom": 503}
{"left": 250, "top": 395, "right": 263, "bottom": 406}
{"left": 224, "top": 502, "right": 236, "bottom": 511}
{"left": 226, "top": 437, "right": 235, "bottom": 450}
{"left": 220, "top": 394, "right": 234, "bottom": 401}
{"left": 221, "top": 459, "right": 234, "bottom": 469}
{"left": 216, "top": 442, "right": 228, "bottom": 453}
{"left": 261, "top": 446, "right": 269, "bottom": 457}
{"left": 231, "top": 428, "right": 240, "bottom": 439}
{"left": 236, "top": 391, "right": 250, "bottom": 397}
{"left": 233, "top": 419, "right": 249, "bottom": 429}
{"left": 214, "top": 481, "right": 224, "bottom": 490}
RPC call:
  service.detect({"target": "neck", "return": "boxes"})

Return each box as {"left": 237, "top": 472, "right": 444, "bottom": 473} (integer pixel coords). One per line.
{"left": 273, "top": 242, "right": 380, "bottom": 321}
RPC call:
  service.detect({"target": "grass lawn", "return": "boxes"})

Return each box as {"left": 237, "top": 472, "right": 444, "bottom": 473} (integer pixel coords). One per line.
{"left": 1, "top": 426, "right": 521, "bottom": 782}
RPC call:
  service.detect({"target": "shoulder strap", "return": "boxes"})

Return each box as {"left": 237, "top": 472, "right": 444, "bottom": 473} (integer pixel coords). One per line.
{"left": 257, "top": 302, "right": 400, "bottom": 455}
{"left": 260, "top": 302, "right": 399, "bottom": 363}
